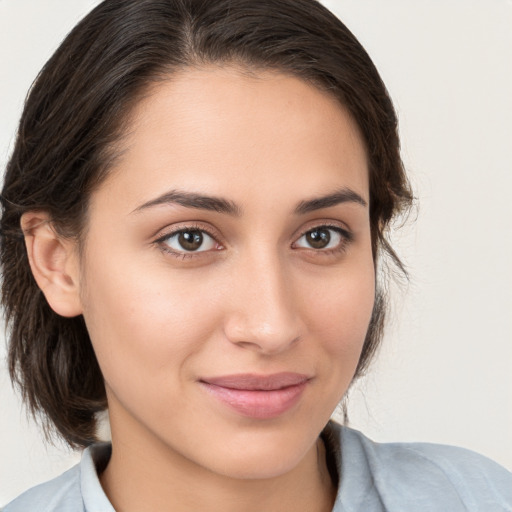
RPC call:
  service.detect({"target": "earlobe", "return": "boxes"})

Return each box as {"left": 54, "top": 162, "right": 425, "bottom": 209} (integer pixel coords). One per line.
{"left": 21, "top": 212, "right": 83, "bottom": 318}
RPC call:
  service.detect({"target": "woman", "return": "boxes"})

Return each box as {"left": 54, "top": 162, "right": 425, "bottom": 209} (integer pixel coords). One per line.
{"left": 1, "top": 0, "right": 510, "bottom": 510}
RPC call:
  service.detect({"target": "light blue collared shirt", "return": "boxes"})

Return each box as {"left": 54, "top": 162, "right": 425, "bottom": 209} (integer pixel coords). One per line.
{"left": 4, "top": 423, "right": 512, "bottom": 511}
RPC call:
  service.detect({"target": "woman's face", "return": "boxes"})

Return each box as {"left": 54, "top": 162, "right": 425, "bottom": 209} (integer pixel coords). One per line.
{"left": 77, "top": 66, "right": 374, "bottom": 479}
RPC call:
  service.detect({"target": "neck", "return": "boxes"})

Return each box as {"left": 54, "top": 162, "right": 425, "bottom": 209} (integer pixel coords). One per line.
{"left": 100, "top": 418, "right": 336, "bottom": 512}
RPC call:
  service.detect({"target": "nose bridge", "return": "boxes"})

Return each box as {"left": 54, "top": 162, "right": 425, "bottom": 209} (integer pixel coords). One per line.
{"left": 224, "top": 246, "right": 301, "bottom": 353}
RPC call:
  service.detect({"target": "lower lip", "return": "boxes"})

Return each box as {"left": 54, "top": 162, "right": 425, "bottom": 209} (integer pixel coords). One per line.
{"left": 201, "top": 381, "right": 308, "bottom": 419}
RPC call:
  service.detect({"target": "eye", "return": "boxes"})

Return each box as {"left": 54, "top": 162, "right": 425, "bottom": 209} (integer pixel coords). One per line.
{"left": 161, "top": 229, "right": 218, "bottom": 253}
{"left": 294, "top": 226, "right": 349, "bottom": 251}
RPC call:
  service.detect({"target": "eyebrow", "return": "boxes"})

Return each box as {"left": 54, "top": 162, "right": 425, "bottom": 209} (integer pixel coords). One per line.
{"left": 294, "top": 187, "right": 367, "bottom": 214}
{"left": 132, "top": 186, "right": 367, "bottom": 216}
{"left": 132, "top": 190, "right": 242, "bottom": 216}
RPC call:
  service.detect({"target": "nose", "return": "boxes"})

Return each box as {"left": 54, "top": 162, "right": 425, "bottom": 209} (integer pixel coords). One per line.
{"left": 223, "top": 251, "right": 302, "bottom": 355}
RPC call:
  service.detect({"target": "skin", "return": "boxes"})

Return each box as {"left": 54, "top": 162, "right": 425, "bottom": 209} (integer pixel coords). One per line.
{"left": 23, "top": 66, "right": 374, "bottom": 512}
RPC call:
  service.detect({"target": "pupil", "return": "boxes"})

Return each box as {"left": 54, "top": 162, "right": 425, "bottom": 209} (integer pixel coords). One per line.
{"left": 178, "top": 230, "right": 203, "bottom": 251}
{"left": 306, "top": 229, "right": 330, "bottom": 249}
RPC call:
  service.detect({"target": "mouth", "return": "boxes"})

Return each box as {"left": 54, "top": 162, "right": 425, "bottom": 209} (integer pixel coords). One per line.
{"left": 199, "top": 373, "right": 311, "bottom": 419}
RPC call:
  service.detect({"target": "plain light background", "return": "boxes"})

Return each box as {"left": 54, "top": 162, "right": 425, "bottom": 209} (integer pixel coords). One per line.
{"left": 1, "top": 0, "right": 511, "bottom": 505}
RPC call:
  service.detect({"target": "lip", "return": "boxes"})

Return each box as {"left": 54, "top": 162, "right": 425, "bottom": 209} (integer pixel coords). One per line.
{"left": 199, "top": 373, "right": 310, "bottom": 419}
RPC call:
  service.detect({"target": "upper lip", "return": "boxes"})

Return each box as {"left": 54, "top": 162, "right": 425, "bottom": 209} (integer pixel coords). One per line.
{"left": 200, "top": 372, "right": 310, "bottom": 391}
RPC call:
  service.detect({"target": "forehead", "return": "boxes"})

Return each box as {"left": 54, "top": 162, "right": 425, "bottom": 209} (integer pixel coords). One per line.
{"left": 96, "top": 66, "right": 369, "bottom": 211}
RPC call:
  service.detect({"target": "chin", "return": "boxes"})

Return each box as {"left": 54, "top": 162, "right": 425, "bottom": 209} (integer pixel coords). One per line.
{"left": 192, "top": 423, "right": 320, "bottom": 481}
{"left": 210, "top": 449, "right": 309, "bottom": 481}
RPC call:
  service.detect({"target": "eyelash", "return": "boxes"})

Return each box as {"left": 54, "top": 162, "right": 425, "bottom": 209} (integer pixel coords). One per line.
{"left": 293, "top": 224, "right": 353, "bottom": 256}
{"left": 154, "top": 223, "right": 221, "bottom": 259}
{"left": 154, "top": 223, "right": 353, "bottom": 260}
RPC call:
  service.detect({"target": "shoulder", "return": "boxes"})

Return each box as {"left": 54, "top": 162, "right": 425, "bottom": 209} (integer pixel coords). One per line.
{"left": 327, "top": 422, "right": 512, "bottom": 511}
{"left": 3, "top": 464, "right": 83, "bottom": 512}
{"left": 3, "top": 443, "right": 113, "bottom": 512}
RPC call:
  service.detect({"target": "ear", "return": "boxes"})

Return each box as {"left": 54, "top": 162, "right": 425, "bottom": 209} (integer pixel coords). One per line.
{"left": 21, "top": 211, "right": 83, "bottom": 317}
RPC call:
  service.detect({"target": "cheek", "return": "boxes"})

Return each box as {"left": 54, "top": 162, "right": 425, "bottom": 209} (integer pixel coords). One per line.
{"left": 301, "top": 263, "right": 375, "bottom": 357}
{"left": 79, "top": 251, "right": 224, "bottom": 386}
{"left": 299, "top": 267, "right": 375, "bottom": 406}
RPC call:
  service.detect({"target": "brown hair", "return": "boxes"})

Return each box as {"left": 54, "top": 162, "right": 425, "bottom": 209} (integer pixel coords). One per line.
{"left": 1, "top": 0, "right": 412, "bottom": 448}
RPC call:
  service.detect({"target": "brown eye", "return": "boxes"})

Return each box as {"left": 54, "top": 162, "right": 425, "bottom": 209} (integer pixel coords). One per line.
{"left": 162, "top": 229, "right": 217, "bottom": 253}
{"left": 294, "top": 226, "right": 349, "bottom": 251}
{"left": 305, "top": 228, "right": 331, "bottom": 249}
{"left": 178, "top": 230, "right": 203, "bottom": 251}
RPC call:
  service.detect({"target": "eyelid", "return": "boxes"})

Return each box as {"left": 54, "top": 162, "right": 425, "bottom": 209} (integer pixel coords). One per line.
{"left": 292, "top": 222, "right": 354, "bottom": 252}
{"left": 153, "top": 222, "right": 224, "bottom": 256}
{"left": 294, "top": 220, "right": 353, "bottom": 242}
